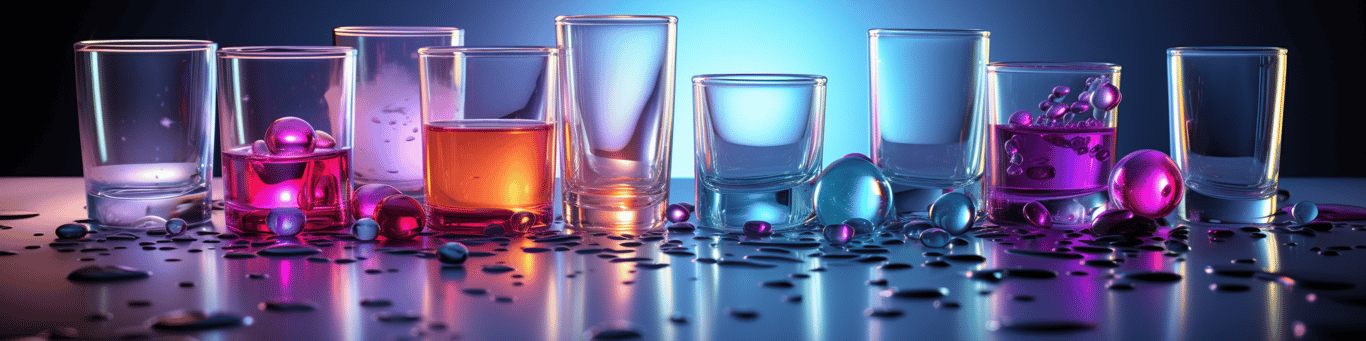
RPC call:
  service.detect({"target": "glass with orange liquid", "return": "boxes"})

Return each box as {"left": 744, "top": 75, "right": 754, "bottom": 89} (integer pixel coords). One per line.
{"left": 418, "top": 47, "right": 558, "bottom": 233}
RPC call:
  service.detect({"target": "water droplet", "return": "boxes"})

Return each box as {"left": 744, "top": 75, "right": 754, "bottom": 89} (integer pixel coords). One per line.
{"left": 264, "top": 117, "right": 316, "bottom": 154}
{"left": 1293, "top": 201, "right": 1318, "bottom": 224}
{"left": 351, "top": 218, "right": 379, "bottom": 241}
{"left": 437, "top": 242, "right": 468, "bottom": 265}
{"left": 164, "top": 218, "right": 186, "bottom": 235}
{"left": 1123, "top": 271, "right": 1182, "bottom": 283}
{"left": 375, "top": 195, "right": 424, "bottom": 240}
{"left": 665, "top": 204, "right": 690, "bottom": 223}
{"left": 1108, "top": 150, "right": 1184, "bottom": 218}
{"left": 727, "top": 307, "right": 760, "bottom": 320}
{"left": 1009, "top": 110, "right": 1033, "bottom": 126}
{"left": 55, "top": 223, "right": 90, "bottom": 239}
{"left": 929, "top": 192, "right": 974, "bottom": 235}
{"left": 259, "top": 300, "right": 316, "bottom": 312}
{"left": 1022, "top": 201, "right": 1051, "bottom": 228}
{"left": 823, "top": 224, "right": 854, "bottom": 244}
{"left": 67, "top": 265, "right": 150, "bottom": 282}
{"left": 351, "top": 184, "right": 402, "bottom": 220}
{"left": 1090, "top": 83, "right": 1121, "bottom": 111}
{"left": 266, "top": 208, "right": 305, "bottom": 236}
{"left": 149, "top": 310, "right": 251, "bottom": 331}
{"left": 919, "top": 228, "right": 951, "bottom": 248}
{"left": 813, "top": 157, "right": 893, "bottom": 226}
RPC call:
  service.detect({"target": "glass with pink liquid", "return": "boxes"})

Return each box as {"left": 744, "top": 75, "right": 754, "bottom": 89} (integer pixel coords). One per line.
{"left": 984, "top": 62, "right": 1121, "bottom": 228}
{"left": 217, "top": 46, "right": 356, "bottom": 233}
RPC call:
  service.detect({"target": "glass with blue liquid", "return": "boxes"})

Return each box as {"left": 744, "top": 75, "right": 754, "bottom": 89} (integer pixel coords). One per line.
{"left": 693, "top": 74, "right": 826, "bottom": 231}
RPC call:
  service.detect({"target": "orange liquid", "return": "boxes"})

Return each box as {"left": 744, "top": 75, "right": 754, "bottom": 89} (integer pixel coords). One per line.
{"left": 423, "top": 119, "right": 553, "bottom": 232}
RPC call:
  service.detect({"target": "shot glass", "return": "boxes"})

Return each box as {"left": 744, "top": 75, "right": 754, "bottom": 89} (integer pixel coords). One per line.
{"left": 419, "top": 47, "right": 558, "bottom": 233}
{"left": 334, "top": 26, "right": 463, "bottom": 198}
{"left": 868, "top": 29, "right": 989, "bottom": 214}
{"left": 694, "top": 74, "right": 826, "bottom": 231}
{"left": 74, "top": 40, "right": 217, "bottom": 228}
{"left": 217, "top": 46, "right": 356, "bottom": 233}
{"left": 983, "top": 62, "right": 1122, "bottom": 227}
{"left": 557, "top": 15, "right": 677, "bottom": 231}
{"left": 1168, "top": 47, "right": 1287, "bottom": 223}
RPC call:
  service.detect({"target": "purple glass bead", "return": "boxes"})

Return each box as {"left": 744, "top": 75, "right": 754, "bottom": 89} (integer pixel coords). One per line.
{"left": 843, "top": 153, "right": 872, "bottom": 162}
{"left": 1022, "top": 201, "right": 1051, "bottom": 229}
{"left": 1038, "top": 100, "right": 1053, "bottom": 111}
{"left": 1009, "top": 110, "right": 1033, "bottom": 127}
{"left": 1078, "top": 91, "right": 1093, "bottom": 104}
{"left": 1090, "top": 83, "right": 1121, "bottom": 111}
{"left": 823, "top": 224, "right": 855, "bottom": 244}
{"left": 1051, "top": 85, "right": 1070, "bottom": 97}
{"left": 508, "top": 211, "right": 537, "bottom": 232}
{"left": 264, "top": 117, "right": 316, "bottom": 155}
{"left": 251, "top": 140, "right": 270, "bottom": 155}
{"left": 1069, "top": 101, "right": 1090, "bottom": 113}
{"left": 351, "top": 184, "right": 403, "bottom": 220}
{"left": 313, "top": 130, "right": 337, "bottom": 149}
{"left": 1108, "top": 150, "right": 1184, "bottom": 219}
{"left": 919, "top": 228, "right": 951, "bottom": 248}
{"left": 1090, "top": 209, "right": 1157, "bottom": 237}
{"left": 374, "top": 195, "right": 424, "bottom": 240}
{"left": 266, "top": 207, "right": 305, "bottom": 236}
{"left": 351, "top": 218, "right": 379, "bottom": 241}
{"left": 665, "top": 204, "right": 691, "bottom": 223}
{"left": 1045, "top": 103, "right": 1069, "bottom": 118}
{"left": 743, "top": 221, "right": 773, "bottom": 237}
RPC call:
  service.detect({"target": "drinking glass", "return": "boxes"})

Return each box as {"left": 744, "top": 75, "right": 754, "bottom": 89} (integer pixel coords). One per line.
{"left": 694, "top": 74, "right": 826, "bottom": 230}
{"left": 335, "top": 26, "right": 463, "bottom": 198}
{"left": 74, "top": 39, "right": 217, "bottom": 228}
{"left": 419, "top": 47, "right": 558, "bottom": 233}
{"left": 1168, "top": 47, "right": 1287, "bottom": 223}
{"left": 869, "top": 29, "right": 989, "bottom": 214}
{"left": 217, "top": 46, "right": 356, "bottom": 233}
{"left": 557, "top": 15, "right": 677, "bottom": 231}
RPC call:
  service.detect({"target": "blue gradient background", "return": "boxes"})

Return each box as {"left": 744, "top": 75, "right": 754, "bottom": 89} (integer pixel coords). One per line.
{"left": 12, "top": 0, "right": 1364, "bottom": 178}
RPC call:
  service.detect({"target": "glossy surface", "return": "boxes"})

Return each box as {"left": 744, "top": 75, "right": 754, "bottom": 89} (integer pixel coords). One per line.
{"left": 374, "top": 195, "right": 423, "bottom": 240}
{"left": 1, "top": 177, "right": 1364, "bottom": 340}
{"left": 1109, "top": 150, "right": 1184, "bottom": 218}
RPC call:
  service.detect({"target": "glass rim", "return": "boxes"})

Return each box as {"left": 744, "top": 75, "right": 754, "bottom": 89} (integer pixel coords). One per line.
{"left": 74, "top": 39, "right": 216, "bottom": 52}
{"left": 334, "top": 26, "right": 463, "bottom": 37}
{"left": 555, "top": 15, "right": 676, "bottom": 25}
{"left": 1168, "top": 46, "right": 1287, "bottom": 56}
{"left": 218, "top": 46, "right": 355, "bottom": 59}
{"left": 692, "top": 73, "right": 827, "bottom": 86}
{"left": 988, "top": 62, "right": 1121, "bottom": 73}
{"left": 869, "top": 29, "right": 989, "bottom": 37}
{"left": 418, "top": 46, "right": 558, "bottom": 57}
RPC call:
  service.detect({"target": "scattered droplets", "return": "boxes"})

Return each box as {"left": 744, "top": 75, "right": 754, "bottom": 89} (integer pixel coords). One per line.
{"left": 1293, "top": 201, "right": 1318, "bottom": 224}
{"left": 823, "top": 224, "right": 855, "bottom": 245}
{"left": 149, "top": 310, "right": 252, "bottom": 331}
{"left": 264, "top": 117, "right": 316, "bottom": 154}
{"left": 375, "top": 195, "right": 424, "bottom": 240}
{"left": 1091, "top": 210, "right": 1157, "bottom": 237}
{"left": 843, "top": 218, "right": 875, "bottom": 234}
{"left": 1108, "top": 150, "right": 1184, "bottom": 218}
{"left": 351, "top": 218, "right": 379, "bottom": 241}
{"left": 813, "top": 156, "right": 893, "bottom": 226}
{"left": 919, "top": 228, "right": 951, "bottom": 248}
{"left": 929, "top": 192, "right": 974, "bottom": 235}
{"left": 351, "top": 184, "right": 403, "bottom": 220}
{"left": 266, "top": 208, "right": 305, "bottom": 236}
{"left": 437, "top": 242, "right": 468, "bottom": 265}
{"left": 1022, "top": 201, "right": 1051, "bottom": 228}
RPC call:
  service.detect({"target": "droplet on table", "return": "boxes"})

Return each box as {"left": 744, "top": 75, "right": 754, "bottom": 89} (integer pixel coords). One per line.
{"left": 67, "top": 265, "right": 151, "bottom": 282}
{"left": 743, "top": 221, "right": 773, "bottom": 237}
{"left": 1090, "top": 210, "right": 1157, "bottom": 237}
{"left": 264, "top": 117, "right": 316, "bottom": 154}
{"left": 55, "top": 223, "right": 90, "bottom": 239}
{"left": 929, "top": 192, "right": 974, "bottom": 235}
{"left": 437, "top": 242, "right": 468, "bottom": 265}
{"left": 351, "top": 184, "right": 403, "bottom": 220}
{"left": 266, "top": 208, "right": 305, "bottom": 236}
{"left": 813, "top": 156, "right": 893, "bottom": 226}
{"left": 1293, "top": 201, "right": 1318, "bottom": 224}
{"left": 375, "top": 195, "right": 424, "bottom": 240}
{"left": 1108, "top": 150, "right": 1183, "bottom": 218}
{"left": 1089, "top": 83, "right": 1121, "bottom": 111}
{"left": 0, "top": 211, "right": 39, "bottom": 220}
{"left": 665, "top": 203, "right": 691, "bottom": 223}
{"left": 164, "top": 218, "right": 187, "bottom": 235}
{"left": 919, "top": 228, "right": 951, "bottom": 248}
{"left": 823, "top": 224, "right": 854, "bottom": 245}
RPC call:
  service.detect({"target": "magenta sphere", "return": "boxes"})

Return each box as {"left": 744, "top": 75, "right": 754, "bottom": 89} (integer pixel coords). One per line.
{"left": 374, "top": 194, "right": 425, "bottom": 240}
{"left": 313, "top": 130, "right": 337, "bottom": 149}
{"left": 351, "top": 184, "right": 403, "bottom": 220}
{"left": 264, "top": 117, "right": 316, "bottom": 154}
{"left": 1108, "top": 150, "right": 1184, "bottom": 218}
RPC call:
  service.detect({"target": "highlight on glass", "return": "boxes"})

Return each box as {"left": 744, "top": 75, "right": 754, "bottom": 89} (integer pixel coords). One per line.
{"left": 693, "top": 74, "right": 827, "bottom": 231}
{"left": 983, "top": 62, "right": 1122, "bottom": 228}
{"left": 868, "top": 29, "right": 989, "bottom": 214}
{"left": 556, "top": 15, "right": 678, "bottom": 231}
{"left": 74, "top": 39, "right": 218, "bottom": 228}
{"left": 1168, "top": 47, "right": 1287, "bottom": 223}
{"left": 418, "top": 46, "right": 558, "bottom": 234}
{"left": 335, "top": 26, "right": 464, "bottom": 198}
{"left": 217, "top": 46, "right": 357, "bottom": 233}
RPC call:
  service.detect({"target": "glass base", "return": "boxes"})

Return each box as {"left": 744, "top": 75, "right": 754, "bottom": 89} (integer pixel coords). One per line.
{"left": 891, "top": 182, "right": 982, "bottom": 216}
{"left": 563, "top": 191, "right": 667, "bottom": 232}
{"left": 986, "top": 189, "right": 1109, "bottom": 228}
{"left": 697, "top": 182, "right": 814, "bottom": 231}
{"left": 86, "top": 187, "right": 211, "bottom": 227}
{"left": 426, "top": 204, "right": 551, "bottom": 234}
{"left": 1178, "top": 187, "right": 1277, "bottom": 224}
{"left": 354, "top": 178, "right": 425, "bottom": 201}
{"left": 225, "top": 202, "right": 347, "bottom": 234}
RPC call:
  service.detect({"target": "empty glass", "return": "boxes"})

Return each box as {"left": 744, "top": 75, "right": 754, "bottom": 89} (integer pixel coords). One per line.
{"left": 694, "top": 74, "right": 826, "bottom": 230}
{"left": 557, "top": 15, "right": 677, "bottom": 231}
{"left": 1168, "top": 47, "right": 1287, "bottom": 223}
{"left": 74, "top": 40, "right": 217, "bottom": 228}
{"left": 335, "top": 26, "right": 463, "bottom": 198}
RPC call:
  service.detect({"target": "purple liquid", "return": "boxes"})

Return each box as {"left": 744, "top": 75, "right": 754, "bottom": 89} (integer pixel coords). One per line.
{"left": 223, "top": 146, "right": 351, "bottom": 233}
{"left": 986, "top": 124, "right": 1116, "bottom": 225}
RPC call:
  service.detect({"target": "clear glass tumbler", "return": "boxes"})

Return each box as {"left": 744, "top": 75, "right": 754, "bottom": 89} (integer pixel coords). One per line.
{"left": 217, "top": 46, "right": 357, "bottom": 233}
{"left": 419, "top": 47, "right": 558, "bottom": 234}
{"left": 983, "top": 62, "right": 1122, "bottom": 227}
{"left": 694, "top": 74, "right": 826, "bottom": 231}
{"left": 1168, "top": 47, "right": 1287, "bottom": 223}
{"left": 557, "top": 15, "right": 677, "bottom": 231}
{"left": 74, "top": 40, "right": 217, "bottom": 228}
{"left": 335, "top": 26, "right": 463, "bottom": 198}
{"left": 869, "top": 29, "right": 989, "bottom": 214}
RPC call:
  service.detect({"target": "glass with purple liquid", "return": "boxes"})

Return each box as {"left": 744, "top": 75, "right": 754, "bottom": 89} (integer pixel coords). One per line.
{"left": 984, "top": 62, "right": 1121, "bottom": 227}
{"left": 217, "top": 46, "right": 356, "bottom": 233}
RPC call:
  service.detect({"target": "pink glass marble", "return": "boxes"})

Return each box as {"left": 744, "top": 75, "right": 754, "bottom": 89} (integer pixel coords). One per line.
{"left": 264, "top": 117, "right": 316, "bottom": 154}
{"left": 351, "top": 184, "right": 402, "bottom": 220}
{"left": 1108, "top": 150, "right": 1184, "bottom": 218}
{"left": 375, "top": 194, "right": 424, "bottom": 240}
{"left": 1022, "top": 201, "right": 1051, "bottom": 228}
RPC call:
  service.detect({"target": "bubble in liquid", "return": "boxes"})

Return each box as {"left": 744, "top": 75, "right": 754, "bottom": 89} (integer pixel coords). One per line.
{"left": 743, "top": 221, "right": 773, "bottom": 237}
{"left": 313, "top": 130, "right": 337, "bottom": 149}
{"left": 1108, "top": 150, "right": 1184, "bottom": 218}
{"left": 929, "top": 192, "right": 974, "bottom": 236}
{"left": 813, "top": 157, "right": 893, "bottom": 226}
{"left": 843, "top": 218, "right": 875, "bottom": 234}
{"left": 1293, "top": 201, "right": 1318, "bottom": 224}
{"left": 1069, "top": 101, "right": 1090, "bottom": 113}
{"left": 267, "top": 208, "right": 305, "bottom": 236}
{"left": 1023, "top": 201, "right": 1051, "bottom": 228}
{"left": 1025, "top": 165, "right": 1056, "bottom": 180}
{"left": 374, "top": 195, "right": 424, "bottom": 240}
{"left": 351, "top": 218, "right": 379, "bottom": 241}
{"left": 1004, "top": 139, "right": 1020, "bottom": 154}
{"left": 1038, "top": 100, "right": 1054, "bottom": 111}
{"left": 165, "top": 218, "right": 187, "bottom": 235}
{"left": 437, "top": 242, "right": 468, "bottom": 265}
{"left": 264, "top": 117, "right": 316, "bottom": 154}
{"left": 665, "top": 204, "right": 691, "bottom": 223}
{"left": 55, "top": 223, "right": 90, "bottom": 239}
{"left": 508, "top": 211, "right": 537, "bottom": 232}
{"left": 1006, "top": 164, "right": 1024, "bottom": 176}
{"left": 1009, "top": 110, "right": 1033, "bottom": 127}
{"left": 823, "top": 224, "right": 855, "bottom": 244}
{"left": 1045, "top": 103, "right": 1069, "bottom": 118}
{"left": 919, "top": 228, "right": 951, "bottom": 248}
{"left": 1009, "top": 153, "right": 1022, "bottom": 165}
{"left": 1093, "top": 149, "right": 1111, "bottom": 161}
{"left": 1051, "top": 85, "right": 1071, "bottom": 97}
{"left": 351, "top": 184, "right": 403, "bottom": 220}
{"left": 251, "top": 140, "right": 270, "bottom": 155}
{"left": 1090, "top": 83, "right": 1121, "bottom": 111}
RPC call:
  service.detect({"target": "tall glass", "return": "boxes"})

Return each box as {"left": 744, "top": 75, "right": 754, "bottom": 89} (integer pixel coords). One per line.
{"left": 1168, "top": 47, "right": 1287, "bottom": 223}
{"left": 983, "top": 62, "right": 1121, "bottom": 228}
{"left": 869, "top": 29, "right": 989, "bottom": 214}
{"left": 217, "top": 46, "right": 356, "bottom": 233}
{"left": 419, "top": 47, "right": 558, "bottom": 233}
{"left": 74, "top": 40, "right": 217, "bottom": 227}
{"left": 334, "top": 26, "right": 463, "bottom": 198}
{"left": 694, "top": 74, "right": 826, "bottom": 231}
{"left": 557, "top": 15, "right": 677, "bottom": 231}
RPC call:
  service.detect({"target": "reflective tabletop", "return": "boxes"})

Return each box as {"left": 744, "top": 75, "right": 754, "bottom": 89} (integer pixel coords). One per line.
{"left": 1, "top": 177, "right": 1364, "bottom": 340}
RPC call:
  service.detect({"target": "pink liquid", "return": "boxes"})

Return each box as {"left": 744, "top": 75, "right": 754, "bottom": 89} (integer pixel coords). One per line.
{"left": 222, "top": 146, "right": 350, "bottom": 233}
{"left": 985, "top": 124, "right": 1116, "bottom": 225}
